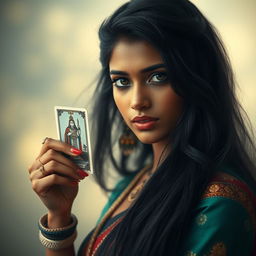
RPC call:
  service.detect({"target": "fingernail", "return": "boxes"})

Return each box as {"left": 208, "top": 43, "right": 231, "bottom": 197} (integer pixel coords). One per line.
{"left": 71, "top": 181, "right": 79, "bottom": 186}
{"left": 77, "top": 169, "right": 89, "bottom": 179}
{"left": 70, "top": 147, "right": 83, "bottom": 155}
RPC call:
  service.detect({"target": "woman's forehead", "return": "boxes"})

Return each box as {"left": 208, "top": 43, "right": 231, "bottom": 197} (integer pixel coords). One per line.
{"left": 109, "top": 39, "right": 163, "bottom": 70}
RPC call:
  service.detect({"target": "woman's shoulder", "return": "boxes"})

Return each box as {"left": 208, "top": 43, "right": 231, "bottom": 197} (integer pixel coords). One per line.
{"left": 182, "top": 165, "right": 256, "bottom": 256}
{"left": 199, "top": 164, "right": 256, "bottom": 227}
{"left": 212, "top": 163, "right": 256, "bottom": 195}
{"left": 204, "top": 165, "right": 255, "bottom": 204}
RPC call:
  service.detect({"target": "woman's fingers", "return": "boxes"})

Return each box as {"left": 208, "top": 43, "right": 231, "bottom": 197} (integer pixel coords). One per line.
{"left": 27, "top": 137, "right": 86, "bottom": 214}
{"left": 31, "top": 174, "right": 79, "bottom": 197}
{"left": 28, "top": 137, "right": 89, "bottom": 180}
{"left": 38, "top": 137, "right": 82, "bottom": 160}
{"left": 42, "top": 149, "right": 78, "bottom": 170}
{"left": 30, "top": 159, "right": 88, "bottom": 181}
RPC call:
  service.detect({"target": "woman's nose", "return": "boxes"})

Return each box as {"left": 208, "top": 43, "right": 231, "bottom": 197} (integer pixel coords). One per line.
{"left": 130, "top": 85, "right": 151, "bottom": 110}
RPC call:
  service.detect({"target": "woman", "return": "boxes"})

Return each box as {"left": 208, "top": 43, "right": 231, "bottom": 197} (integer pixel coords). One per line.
{"left": 28, "top": 0, "right": 256, "bottom": 255}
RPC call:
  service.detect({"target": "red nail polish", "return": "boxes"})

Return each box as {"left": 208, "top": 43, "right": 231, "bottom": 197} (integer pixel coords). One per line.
{"left": 70, "top": 147, "right": 82, "bottom": 155}
{"left": 77, "top": 169, "right": 89, "bottom": 179}
{"left": 71, "top": 181, "right": 79, "bottom": 186}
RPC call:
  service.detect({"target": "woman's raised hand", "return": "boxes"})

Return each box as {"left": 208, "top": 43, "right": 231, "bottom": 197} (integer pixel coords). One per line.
{"left": 28, "top": 138, "right": 89, "bottom": 220}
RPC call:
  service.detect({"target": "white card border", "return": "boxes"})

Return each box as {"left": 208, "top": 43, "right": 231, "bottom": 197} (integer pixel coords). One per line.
{"left": 54, "top": 106, "right": 94, "bottom": 174}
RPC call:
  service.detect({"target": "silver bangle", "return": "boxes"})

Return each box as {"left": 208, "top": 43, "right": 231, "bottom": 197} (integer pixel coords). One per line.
{"left": 39, "top": 230, "right": 77, "bottom": 250}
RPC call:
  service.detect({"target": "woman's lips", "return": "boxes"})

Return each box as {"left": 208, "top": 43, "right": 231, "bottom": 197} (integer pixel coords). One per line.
{"left": 131, "top": 116, "right": 159, "bottom": 130}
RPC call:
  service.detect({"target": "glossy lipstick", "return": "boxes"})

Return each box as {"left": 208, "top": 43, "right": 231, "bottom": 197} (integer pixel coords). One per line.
{"left": 131, "top": 116, "right": 159, "bottom": 130}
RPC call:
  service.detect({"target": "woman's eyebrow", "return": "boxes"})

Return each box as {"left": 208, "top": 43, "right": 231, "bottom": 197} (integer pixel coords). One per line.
{"left": 109, "top": 63, "right": 166, "bottom": 75}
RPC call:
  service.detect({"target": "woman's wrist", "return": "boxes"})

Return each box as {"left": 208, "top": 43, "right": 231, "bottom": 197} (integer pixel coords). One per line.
{"left": 38, "top": 213, "right": 78, "bottom": 250}
{"left": 47, "top": 212, "right": 72, "bottom": 229}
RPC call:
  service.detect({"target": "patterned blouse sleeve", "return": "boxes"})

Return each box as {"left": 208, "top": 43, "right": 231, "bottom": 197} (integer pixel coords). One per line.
{"left": 181, "top": 174, "right": 256, "bottom": 256}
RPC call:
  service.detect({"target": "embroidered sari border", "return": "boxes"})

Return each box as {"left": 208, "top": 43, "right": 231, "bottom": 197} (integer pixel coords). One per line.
{"left": 202, "top": 172, "right": 256, "bottom": 231}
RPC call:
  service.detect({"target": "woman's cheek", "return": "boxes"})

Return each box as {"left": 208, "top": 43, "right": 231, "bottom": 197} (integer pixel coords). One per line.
{"left": 113, "top": 95, "right": 127, "bottom": 120}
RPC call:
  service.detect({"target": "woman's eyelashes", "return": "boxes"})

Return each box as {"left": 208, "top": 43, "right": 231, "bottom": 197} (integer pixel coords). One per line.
{"left": 111, "top": 77, "right": 130, "bottom": 88}
{"left": 111, "top": 71, "right": 169, "bottom": 89}
{"left": 147, "top": 72, "right": 168, "bottom": 84}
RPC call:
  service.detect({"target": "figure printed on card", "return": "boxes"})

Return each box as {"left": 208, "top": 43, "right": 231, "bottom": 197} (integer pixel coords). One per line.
{"left": 55, "top": 106, "right": 93, "bottom": 173}
{"left": 64, "top": 113, "right": 82, "bottom": 150}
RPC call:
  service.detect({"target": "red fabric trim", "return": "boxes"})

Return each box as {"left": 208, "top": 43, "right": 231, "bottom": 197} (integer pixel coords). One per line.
{"left": 211, "top": 176, "right": 256, "bottom": 207}
{"left": 211, "top": 175, "right": 256, "bottom": 256}
{"left": 87, "top": 216, "right": 124, "bottom": 256}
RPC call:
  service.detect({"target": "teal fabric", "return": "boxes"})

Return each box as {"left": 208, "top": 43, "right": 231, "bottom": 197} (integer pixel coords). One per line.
{"left": 180, "top": 197, "right": 254, "bottom": 256}
{"left": 96, "top": 172, "right": 137, "bottom": 225}
{"left": 94, "top": 166, "right": 256, "bottom": 255}
{"left": 180, "top": 166, "right": 256, "bottom": 256}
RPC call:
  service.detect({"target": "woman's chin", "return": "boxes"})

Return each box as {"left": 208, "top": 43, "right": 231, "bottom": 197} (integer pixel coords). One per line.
{"left": 135, "top": 133, "right": 162, "bottom": 145}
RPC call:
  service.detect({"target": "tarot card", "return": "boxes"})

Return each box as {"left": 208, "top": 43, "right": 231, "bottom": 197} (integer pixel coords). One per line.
{"left": 54, "top": 106, "right": 93, "bottom": 174}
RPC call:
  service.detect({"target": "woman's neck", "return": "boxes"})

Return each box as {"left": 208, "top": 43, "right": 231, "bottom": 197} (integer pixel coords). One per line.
{"left": 151, "top": 140, "right": 171, "bottom": 173}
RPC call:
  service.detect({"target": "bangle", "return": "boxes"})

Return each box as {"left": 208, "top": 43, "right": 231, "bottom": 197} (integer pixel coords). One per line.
{"left": 38, "top": 213, "right": 78, "bottom": 250}
{"left": 39, "top": 230, "right": 77, "bottom": 250}
{"left": 38, "top": 213, "right": 78, "bottom": 240}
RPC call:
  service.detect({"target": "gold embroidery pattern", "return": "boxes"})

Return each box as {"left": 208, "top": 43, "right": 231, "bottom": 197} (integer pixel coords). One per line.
{"left": 196, "top": 213, "right": 208, "bottom": 226}
{"left": 206, "top": 242, "right": 227, "bottom": 256}
{"left": 201, "top": 172, "right": 256, "bottom": 231}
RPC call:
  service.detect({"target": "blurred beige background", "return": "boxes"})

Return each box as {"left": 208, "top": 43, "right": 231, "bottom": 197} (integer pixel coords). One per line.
{"left": 0, "top": 0, "right": 255, "bottom": 255}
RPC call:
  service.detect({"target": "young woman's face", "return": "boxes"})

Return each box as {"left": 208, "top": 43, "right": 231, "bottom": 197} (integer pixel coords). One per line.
{"left": 109, "top": 38, "right": 184, "bottom": 144}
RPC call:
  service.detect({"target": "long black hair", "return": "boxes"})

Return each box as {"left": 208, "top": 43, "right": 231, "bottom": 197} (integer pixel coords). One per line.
{"left": 90, "top": 0, "right": 256, "bottom": 254}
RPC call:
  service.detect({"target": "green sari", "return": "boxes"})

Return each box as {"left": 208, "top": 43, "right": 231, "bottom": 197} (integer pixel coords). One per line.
{"left": 79, "top": 164, "right": 256, "bottom": 256}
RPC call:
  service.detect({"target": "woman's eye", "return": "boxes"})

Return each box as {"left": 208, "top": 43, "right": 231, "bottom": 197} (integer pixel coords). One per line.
{"left": 148, "top": 72, "right": 168, "bottom": 84}
{"left": 111, "top": 78, "right": 130, "bottom": 88}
